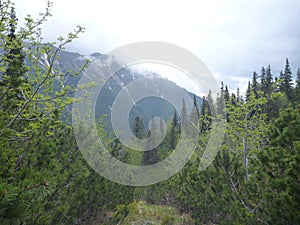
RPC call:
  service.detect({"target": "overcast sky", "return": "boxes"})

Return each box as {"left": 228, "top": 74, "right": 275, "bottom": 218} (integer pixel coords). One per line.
{"left": 14, "top": 0, "right": 300, "bottom": 95}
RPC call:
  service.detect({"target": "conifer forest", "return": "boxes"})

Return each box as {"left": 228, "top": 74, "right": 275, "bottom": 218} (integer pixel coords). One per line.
{"left": 0, "top": 1, "right": 299, "bottom": 224}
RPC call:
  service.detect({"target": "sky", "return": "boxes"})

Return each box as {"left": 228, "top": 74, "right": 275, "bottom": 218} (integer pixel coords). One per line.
{"left": 14, "top": 0, "right": 300, "bottom": 96}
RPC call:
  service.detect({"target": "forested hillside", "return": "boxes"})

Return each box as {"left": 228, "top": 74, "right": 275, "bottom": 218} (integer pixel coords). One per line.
{"left": 0, "top": 1, "right": 299, "bottom": 224}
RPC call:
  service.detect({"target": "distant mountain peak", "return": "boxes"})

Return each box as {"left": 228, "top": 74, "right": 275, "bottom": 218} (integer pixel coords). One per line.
{"left": 90, "top": 52, "right": 102, "bottom": 58}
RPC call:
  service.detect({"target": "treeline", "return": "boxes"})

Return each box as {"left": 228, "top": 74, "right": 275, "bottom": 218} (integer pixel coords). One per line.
{"left": 1, "top": 1, "right": 299, "bottom": 224}
{"left": 125, "top": 57, "right": 300, "bottom": 224}
{"left": 168, "top": 58, "right": 300, "bottom": 224}
{"left": 123, "top": 95, "right": 200, "bottom": 167}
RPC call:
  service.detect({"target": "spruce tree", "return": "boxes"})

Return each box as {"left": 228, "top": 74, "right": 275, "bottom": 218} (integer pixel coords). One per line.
{"left": 293, "top": 69, "right": 300, "bottom": 103}
{"left": 132, "top": 116, "right": 145, "bottom": 139}
{"left": 252, "top": 71, "right": 259, "bottom": 98}
{"left": 296, "top": 69, "right": 300, "bottom": 89}
{"left": 279, "top": 58, "right": 294, "bottom": 100}
{"left": 265, "top": 64, "right": 273, "bottom": 96}
{"left": 159, "top": 117, "right": 165, "bottom": 135}
{"left": 143, "top": 118, "right": 159, "bottom": 165}
{"left": 2, "top": 7, "right": 25, "bottom": 85}
{"left": 190, "top": 94, "right": 199, "bottom": 127}
{"left": 180, "top": 98, "right": 188, "bottom": 132}
{"left": 224, "top": 85, "right": 230, "bottom": 103}
{"left": 207, "top": 89, "right": 216, "bottom": 116}
{"left": 220, "top": 81, "right": 224, "bottom": 94}
{"left": 200, "top": 97, "right": 207, "bottom": 116}
{"left": 170, "top": 110, "right": 179, "bottom": 149}
{"left": 246, "top": 81, "right": 251, "bottom": 103}
{"left": 199, "top": 97, "right": 212, "bottom": 133}
{"left": 236, "top": 87, "right": 240, "bottom": 102}
{"left": 231, "top": 93, "right": 237, "bottom": 106}
{"left": 216, "top": 82, "right": 226, "bottom": 115}
{"left": 279, "top": 70, "right": 284, "bottom": 92}
{"left": 216, "top": 93, "right": 225, "bottom": 115}
{"left": 1, "top": 7, "right": 27, "bottom": 113}
{"left": 260, "top": 66, "right": 266, "bottom": 94}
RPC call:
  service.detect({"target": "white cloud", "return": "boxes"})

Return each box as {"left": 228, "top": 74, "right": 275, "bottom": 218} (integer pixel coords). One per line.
{"left": 130, "top": 63, "right": 206, "bottom": 97}
{"left": 13, "top": 0, "right": 300, "bottom": 93}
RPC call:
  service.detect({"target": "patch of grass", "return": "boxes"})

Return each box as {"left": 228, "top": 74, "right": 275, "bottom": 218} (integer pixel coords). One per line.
{"left": 112, "top": 200, "right": 194, "bottom": 225}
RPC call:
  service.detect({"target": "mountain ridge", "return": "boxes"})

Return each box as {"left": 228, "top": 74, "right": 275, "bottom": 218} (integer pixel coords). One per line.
{"left": 29, "top": 46, "right": 202, "bottom": 131}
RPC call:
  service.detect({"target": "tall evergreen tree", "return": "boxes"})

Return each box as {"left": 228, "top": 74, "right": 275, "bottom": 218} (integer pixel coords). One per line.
{"left": 216, "top": 93, "right": 225, "bottom": 115}
{"left": 224, "top": 85, "right": 230, "bottom": 103}
{"left": 0, "top": 7, "right": 27, "bottom": 113}
{"left": 147, "top": 117, "right": 157, "bottom": 149}
{"left": 279, "top": 58, "right": 294, "bottom": 100}
{"left": 296, "top": 68, "right": 300, "bottom": 89}
{"left": 273, "top": 76, "right": 280, "bottom": 93}
{"left": 2, "top": 7, "right": 26, "bottom": 89}
{"left": 265, "top": 64, "right": 273, "bottom": 96}
{"left": 132, "top": 116, "right": 145, "bottom": 139}
{"left": 159, "top": 117, "right": 165, "bottom": 135}
{"left": 252, "top": 71, "right": 259, "bottom": 98}
{"left": 260, "top": 66, "right": 266, "bottom": 94}
{"left": 216, "top": 82, "right": 226, "bottom": 115}
{"left": 170, "top": 110, "right": 179, "bottom": 150}
{"left": 294, "top": 69, "right": 300, "bottom": 103}
{"left": 236, "top": 87, "right": 240, "bottom": 102}
{"left": 143, "top": 118, "right": 159, "bottom": 165}
{"left": 246, "top": 81, "right": 251, "bottom": 103}
{"left": 199, "top": 97, "right": 212, "bottom": 133}
{"left": 190, "top": 94, "right": 199, "bottom": 127}
{"left": 220, "top": 81, "right": 224, "bottom": 94}
{"left": 231, "top": 93, "right": 237, "bottom": 106}
{"left": 207, "top": 89, "right": 216, "bottom": 117}
{"left": 180, "top": 98, "right": 189, "bottom": 132}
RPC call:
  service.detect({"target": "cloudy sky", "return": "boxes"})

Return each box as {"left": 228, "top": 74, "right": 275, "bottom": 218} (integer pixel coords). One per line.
{"left": 14, "top": 0, "right": 300, "bottom": 95}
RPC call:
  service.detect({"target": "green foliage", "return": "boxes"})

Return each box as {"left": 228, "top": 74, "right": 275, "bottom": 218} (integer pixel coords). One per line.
{"left": 0, "top": 1, "right": 133, "bottom": 224}
{"left": 189, "top": 94, "right": 200, "bottom": 128}
{"left": 180, "top": 98, "right": 188, "bottom": 131}
{"left": 1, "top": 1, "right": 300, "bottom": 225}
{"left": 163, "top": 66, "right": 300, "bottom": 224}
{"left": 199, "top": 96, "right": 212, "bottom": 133}
{"left": 279, "top": 58, "right": 294, "bottom": 100}
{"left": 293, "top": 68, "right": 300, "bottom": 103}
{"left": 133, "top": 116, "right": 146, "bottom": 139}
{"left": 112, "top": 200, "right": 194, "bottom": 225}
{"left": 143, "top": 118, "right": 160, "bottom": 166}
{"left": 254, "top": 107, "right": 300, "bottom": 224}
{"left": 170, "top": 110, "right": 180, "bottom": 150}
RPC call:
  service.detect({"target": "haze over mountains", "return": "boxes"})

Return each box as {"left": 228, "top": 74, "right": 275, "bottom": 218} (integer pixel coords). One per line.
{"left": 37, "top": 47, "right": 202, "bottom": 131}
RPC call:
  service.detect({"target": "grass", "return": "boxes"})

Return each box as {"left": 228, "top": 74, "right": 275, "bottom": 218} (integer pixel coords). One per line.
{"left": 112, "top": 200, "right": 194, "bottom": 225}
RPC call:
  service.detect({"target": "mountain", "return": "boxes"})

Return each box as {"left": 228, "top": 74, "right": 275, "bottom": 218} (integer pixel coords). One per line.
{"left": 34, "top": 47, "right": 202, "bottom": 132}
